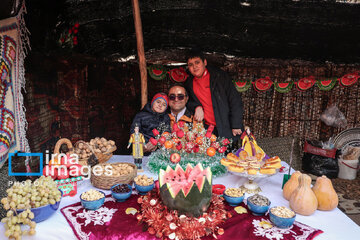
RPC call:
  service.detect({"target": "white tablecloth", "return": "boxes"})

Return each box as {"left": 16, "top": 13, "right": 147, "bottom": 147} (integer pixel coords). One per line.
{"left": 1, "top": 155, "right": 359, "bottom": 240}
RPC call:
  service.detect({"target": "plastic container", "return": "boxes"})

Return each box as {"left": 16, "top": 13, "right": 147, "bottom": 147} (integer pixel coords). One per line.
{"left": 338, "top": 159, "right": 359, "bottom": 180}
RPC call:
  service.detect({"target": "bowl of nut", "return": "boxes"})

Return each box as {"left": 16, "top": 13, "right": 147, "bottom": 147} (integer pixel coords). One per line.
{"left": 111, "top": 184, "right": 133, "bottom": 202}
{"left": 247, "top": 194, "right": 271, "bottom": 216}
{"left": 134, "top": 175, "right": 154, "bottom": 195}
{"left": 80, "top": 189, "right": 106, "bottom": 210}
{"left": 269, "top": 206, "right": 296, "bottom": 229}
{"left": 223, "top": 188, "right": 245, "bottom": 206}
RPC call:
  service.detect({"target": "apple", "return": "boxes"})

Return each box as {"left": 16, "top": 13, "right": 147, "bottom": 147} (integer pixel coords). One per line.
{"left": 176, "top": 130, "right": 184, "bottom": 138}
{"left": 57, "top": 167, "right": 69, "bottom": 180}
{"left": 43, "top": 165, "right": 58, "bottom": 179}
{"left": 158, "top": 136, "right": 166, "bottom": 145}
{"left": 170, "top": 153, "right": 181, "bottom": 164}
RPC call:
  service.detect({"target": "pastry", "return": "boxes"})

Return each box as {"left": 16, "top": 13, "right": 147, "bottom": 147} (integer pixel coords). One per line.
{"left": 260, "top": 167, "right": 276, "bottom": 174}
{"left": 264, "top": 161, "right": 282, "bottom": 169}
{"left": 226, "top": 153, "right": 240, "bottom": 162}
{"left": 266, "top": 156, "right": 281, "bottom": 164}
{"left": 220, "top": 158, "right": 236, "bottom": 166}
{"left": 228, "top": 164, "right": 245, "bottom": 173}
{"left": 247, "top": 168, "right": 258, "bottom": 175}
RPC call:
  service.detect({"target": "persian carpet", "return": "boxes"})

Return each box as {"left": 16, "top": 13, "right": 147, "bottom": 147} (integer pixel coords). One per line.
{"left": 0, "top": 4, "right": 30, "bottom": 168}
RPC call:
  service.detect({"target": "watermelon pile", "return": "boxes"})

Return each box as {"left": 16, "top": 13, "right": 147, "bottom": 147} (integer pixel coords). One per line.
{"left": 159, "top": 163, "right": 212, "bottom": 217}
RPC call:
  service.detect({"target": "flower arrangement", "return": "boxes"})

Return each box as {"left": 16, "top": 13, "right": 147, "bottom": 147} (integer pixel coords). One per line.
{"left": 146, "top": 122, "right": 230, "bottom": 177}
{"left": 58, "top": 22, "right": 80, "bottom": 49}
{"left": 137, "top": 190, "right": 230, "bottom": 240}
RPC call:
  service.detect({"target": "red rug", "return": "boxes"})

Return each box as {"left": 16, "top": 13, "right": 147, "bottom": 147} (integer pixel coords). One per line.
{"left": 61, "top": 193, "right": 323, "bottom": 240}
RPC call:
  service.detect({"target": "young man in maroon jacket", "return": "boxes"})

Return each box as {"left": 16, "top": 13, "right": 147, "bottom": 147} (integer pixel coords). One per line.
{"left": 184, "top": 48, "right": 244, "bottom": 143}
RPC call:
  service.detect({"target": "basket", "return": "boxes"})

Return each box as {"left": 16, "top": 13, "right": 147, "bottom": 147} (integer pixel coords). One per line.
{"left": 90, "top": 162, "right": 137, "bottom": 190}
{"left": 74, "top": 140, "right": 94, "bottom": 166}
{"left": 94, "top": 145, "right": 117, "bottom": 163}
{"left": 53, "top": 138, "right": 74, "bottom": 164}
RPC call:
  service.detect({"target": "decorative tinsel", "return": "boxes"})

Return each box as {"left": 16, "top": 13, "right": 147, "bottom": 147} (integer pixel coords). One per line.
{"left": 137, "top": 190, "right": 230, "bottom": 240}
{"left": 147, "top": 150, "right": 227, "bottom": 178}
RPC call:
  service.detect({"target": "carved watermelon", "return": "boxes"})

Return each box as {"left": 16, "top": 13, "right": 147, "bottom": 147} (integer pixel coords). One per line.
{"left": 148, "top": 65, "right": 167, "bottom": 80}
{"left": 316, "top": 78, "right": 337, "bottom": 91}
{"left": 339, "top": 73, "right": 359, "bottom": 87}
{"left": 254, "top": 77, "right": 273, "bottom": 92}
{"left": 274, "top": 82, "right": 294, "bottom": 93}
{"left": 296, "top": 76, "right": 316, "bottom": 91}
{"left": 234, "top": 79, "right": 251, "bottom": 92}
{"left": 159, "top": 163, "right": 212, "bottom": 217}
{"left": 170, "top": 67, "right": 188, "bottom": 82}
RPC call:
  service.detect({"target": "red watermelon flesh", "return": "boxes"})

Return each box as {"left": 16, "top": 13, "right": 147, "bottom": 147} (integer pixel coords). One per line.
{"left": 278, "top": 82, "right": 290, "bottom": 88}
{"left": 236, "top": 81, "right": 247, "bottom": 87}
{"left": 152, "top": 68, "right": 163, "bottom": 75}
{"left": 320, "top": 80, "right": 332, "bottom": 86}
{"left": 159, "top": 163, "right": 212, "bottom": 217}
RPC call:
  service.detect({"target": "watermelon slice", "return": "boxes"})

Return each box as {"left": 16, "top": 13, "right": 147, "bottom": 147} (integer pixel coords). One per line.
{"left": 254, "top": 77, "right": 273, "bottom": 92}
{"left": 234, "top": 79, "right": 252, "bottom": 92}
{"left": 274, "top": 82, "right": 294, "bottom": 93}
{"left": 170, "top": 67, "right": 188, "bottom": 83}
{"left": 296, "top": 76, "right": 316, "bottom": 91}
{"left": 148, "top": 65, "right": 167, "bottom": 80}
{"left": 159, "top": 163, "right": 212, "bottom": 217}
{"left": 316, "top": 78, "right": 337, "bottom": 91}
{"left": 339, "top": 73, "right": 359, "bottom": 87}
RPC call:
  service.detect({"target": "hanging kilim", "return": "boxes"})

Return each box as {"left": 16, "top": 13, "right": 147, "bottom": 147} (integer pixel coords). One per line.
{"left": 234, "top": 79, "right": 252, "bottom": 92}
{"left": 339, "top": 72, "right": 359, "bottom": 87}
{"left": 296, "top": 76, "right": 316, "bottom": 91}
{"left": 274, "top": 81, "right": 294, "bottom": 93}
{"left": 169, "top": 67, "right": 188, "bottom": 82}
{"left": 0, "top": 3, "right": 30, "bottom": 168}
{"left": 253, "top": 76, "right": 273, "bottom": 92}
{"left": 316, "top": 78, "right": 337, "bottom": 91}
{"left": 148, "top": 65, "right": 167, "bottom": 80}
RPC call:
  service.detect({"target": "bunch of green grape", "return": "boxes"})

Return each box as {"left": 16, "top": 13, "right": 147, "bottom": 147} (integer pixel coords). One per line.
{"left": 0, "top": 176, "right": 62, "bottom": 239}
{"left": 1, "top": 209, "right": 36, "bottom": 239}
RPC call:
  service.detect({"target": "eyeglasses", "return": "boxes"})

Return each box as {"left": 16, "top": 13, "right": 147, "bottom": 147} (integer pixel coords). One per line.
{"left": 168, "top": 94, "right": 186, "bottom": 101}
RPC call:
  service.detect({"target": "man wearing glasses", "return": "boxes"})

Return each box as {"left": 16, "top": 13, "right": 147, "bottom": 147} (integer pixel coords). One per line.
{"left": 184, "top": 48, "right": 244, "bottom": 142}
{"left": 168, "top": 84, "right": 198, "bottom": 126}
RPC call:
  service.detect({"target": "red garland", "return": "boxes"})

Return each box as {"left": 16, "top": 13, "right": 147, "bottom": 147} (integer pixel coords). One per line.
{"left": 137, "top": 190, "right": 230, "bottom": 239}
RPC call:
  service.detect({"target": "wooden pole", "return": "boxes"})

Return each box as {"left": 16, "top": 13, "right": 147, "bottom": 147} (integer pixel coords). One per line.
{"left": 132, "top": 0, "right": 148, "bottom": 108}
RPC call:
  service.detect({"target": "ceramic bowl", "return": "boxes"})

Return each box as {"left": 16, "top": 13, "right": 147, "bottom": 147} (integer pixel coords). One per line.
{"left": 223, "top": 193, "right": 245, "bottom": 206}
{"left": 111, "top": 184, "right": 132, "bottom": 202}
{"left": 269, "top": 207, "right": 296, "bottom": 228}
{"left": 80, "top": 190, "right": 105, "bottom": 210}
{"left": 16, "top": 189, "right": 63, "bottom": 223}
{"left": 134, "top": 182, "right": 154, "bottom": 195}
{"left": 247, "top": 197, "right": 271, "bottom": 216}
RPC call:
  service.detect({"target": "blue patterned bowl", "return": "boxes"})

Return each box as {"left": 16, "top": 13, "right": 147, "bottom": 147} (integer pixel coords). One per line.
{"left": 269, "top": 207, "right": 296, "bottom": 228}
{"left": 111, "top": 184, "right": 132, "bottom": 202}
{"left": 247, "top": 198, "right": 271, "bottom": 216}
{"left": 134, "top": 182, "right": 154, "bottom": 195}
{"left": 80, "top": 190, "right": 105, "bottom": 210}
{"left": 223, "top": 193, "right": 245, "bottom": 206}
{"left": 16, "top": 189, "right": 63, "bottom": 223}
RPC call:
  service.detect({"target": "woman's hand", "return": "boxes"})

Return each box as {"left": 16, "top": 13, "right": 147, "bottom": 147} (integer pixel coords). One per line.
{"left": 194, "top": 106, "right": 204, "bottom": 122}
{"left": 144, "top": 142, "right": 157, "bottom": 152}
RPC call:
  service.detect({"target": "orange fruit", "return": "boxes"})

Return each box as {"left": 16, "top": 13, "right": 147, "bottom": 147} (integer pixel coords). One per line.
{"left": 206, "top": 147, "right": 216, "bottom": 157}
{"left": 164, "top": 140, "right": 173, "bottom": 149}
{"left": 210, "top": 134, "right": 217, "bottom": 142}
{"left": 195, "top": 136, "right": 203, "bottom": 145}
{"left": 162, "top": 131, "right": 170, "bottom": 138}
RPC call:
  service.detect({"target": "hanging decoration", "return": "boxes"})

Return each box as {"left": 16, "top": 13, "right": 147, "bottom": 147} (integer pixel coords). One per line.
{"left": 296, "top": 76, "right": 316, "bottom": 91}
{"left": 274, "top": 81, "right": 294, "bottom": 93}
{"left": 148, "top": 65, "right": 167, "bottom": 80}
{"left": 316, "top": 78, "right": 337, "bottom": 91}
{"left": 169, "top": 67, "right": 188, "bottom": 82}
{"left": 0, "top": 3, "right": 30, "bottom": 168}
{"left": 253, "top": 76, "right": 273, "bottom": 92}
{"left": 234, "top": 79, "right": 252, "bottom": 92}
{"left": 58, "top": 22, "right": 80, "bottom": 49}
{"left": 339, "top": 72, "right": 359, "bottom": 87}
